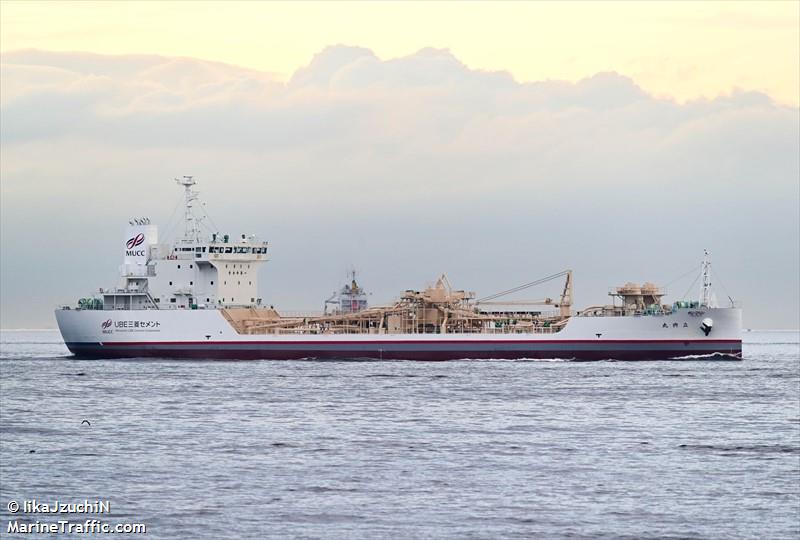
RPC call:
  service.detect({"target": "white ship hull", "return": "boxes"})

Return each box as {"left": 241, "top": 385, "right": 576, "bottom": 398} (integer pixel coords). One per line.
{"left": 55, "top": 307, "right": 742, "bottom": 361}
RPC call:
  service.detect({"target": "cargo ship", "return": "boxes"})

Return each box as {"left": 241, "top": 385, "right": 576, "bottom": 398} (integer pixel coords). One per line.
{"left": 55, "top": 177, "right": 742, "bottom": 360}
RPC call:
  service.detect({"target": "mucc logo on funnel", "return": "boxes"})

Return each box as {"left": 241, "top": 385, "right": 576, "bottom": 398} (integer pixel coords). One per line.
{"left": 125, "top": 233, "right": 146, "bottom": 257}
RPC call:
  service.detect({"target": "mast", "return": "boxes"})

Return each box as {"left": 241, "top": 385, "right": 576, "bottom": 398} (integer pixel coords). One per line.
{"left": 700, "top": 249, "right": 712, "bottom": 307}
{"left": 175, "top": 176, "right": 200, "bottom": 242}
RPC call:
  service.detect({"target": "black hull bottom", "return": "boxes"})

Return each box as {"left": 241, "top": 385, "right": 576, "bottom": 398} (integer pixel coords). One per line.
{"left": 64, "top": 342, "right": 743, "bottom": 361}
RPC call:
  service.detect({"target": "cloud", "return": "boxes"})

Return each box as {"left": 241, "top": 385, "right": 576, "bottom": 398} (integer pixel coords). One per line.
{"left": 1, "top": 46, "right": 798, "bottom": 328}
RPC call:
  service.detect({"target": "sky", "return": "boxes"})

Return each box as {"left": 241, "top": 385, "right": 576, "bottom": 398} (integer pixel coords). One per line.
{"left": 1, "top": 1, "right": 798, "bottom": 329}
{"left": 2, "top": 1, "right": 799, "bottom": 106}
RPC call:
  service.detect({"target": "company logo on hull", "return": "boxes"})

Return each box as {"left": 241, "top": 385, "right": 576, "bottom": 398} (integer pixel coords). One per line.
{"left": 101, "top": 319, "right": 113, "bottom": 334}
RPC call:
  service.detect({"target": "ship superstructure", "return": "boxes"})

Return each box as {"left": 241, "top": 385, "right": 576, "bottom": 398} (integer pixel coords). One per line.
{"left": 55, "top": 178, "right": 742, "bottom": 360}
{"left": 97, "top": 177, "right": 269, "bottom": 312}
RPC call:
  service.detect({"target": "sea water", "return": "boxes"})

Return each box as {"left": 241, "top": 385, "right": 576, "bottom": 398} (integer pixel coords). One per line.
{"left": 1, "top": 330, "right": 798, "bottom": 539}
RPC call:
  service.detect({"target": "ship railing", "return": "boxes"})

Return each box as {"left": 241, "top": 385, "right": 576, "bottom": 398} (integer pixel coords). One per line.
{"left": 262, "top": 324, "right": 566, "bottom": 336}
{"left": 578, "top": 307, "right": 676, "bottom": 317}
{"left": 277, "top": 310, "right": 325, "bottom": 318}
{"left": 263, "top": 329, "right": 565, "bottom": 336}
{"left": 608, "top": 287, "right": 667, "bottom": 296}
{"left": 469, "top": 326, "right": 563, "bottom": 335}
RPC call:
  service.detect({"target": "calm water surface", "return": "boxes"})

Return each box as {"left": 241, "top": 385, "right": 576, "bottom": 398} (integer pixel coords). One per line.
{"left": 1, "top": 330, "right": 798, "bottom": 539}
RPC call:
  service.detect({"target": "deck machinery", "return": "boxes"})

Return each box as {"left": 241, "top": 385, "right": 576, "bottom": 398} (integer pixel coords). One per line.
{"left": 223, "top": 271, "right": 573, "bottom": 336}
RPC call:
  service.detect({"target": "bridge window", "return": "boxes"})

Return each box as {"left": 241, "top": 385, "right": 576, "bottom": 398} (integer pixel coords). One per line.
{"left": 170, "top": 298, "right": 176, "bottom": 303}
